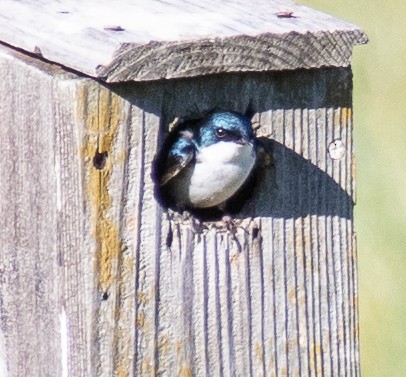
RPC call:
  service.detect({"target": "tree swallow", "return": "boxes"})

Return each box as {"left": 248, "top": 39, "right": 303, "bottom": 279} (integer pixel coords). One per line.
{"left": 158, "top": 111, "right": 257, "bottom": 210}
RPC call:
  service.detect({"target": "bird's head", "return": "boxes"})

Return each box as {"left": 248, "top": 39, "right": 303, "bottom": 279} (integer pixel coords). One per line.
{"left": 197, "top": 112, "right": 255, "bottom": 148}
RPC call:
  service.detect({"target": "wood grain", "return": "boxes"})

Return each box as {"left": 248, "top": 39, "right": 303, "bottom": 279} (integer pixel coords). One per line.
{"left": 0, "top": 0, "right": 367, "bottom": 82}
{"left": 0, "top": 45, "right": 63, "bottom": 377}
{"left": 0, "top": 41, "right": 359, "bottom": 376}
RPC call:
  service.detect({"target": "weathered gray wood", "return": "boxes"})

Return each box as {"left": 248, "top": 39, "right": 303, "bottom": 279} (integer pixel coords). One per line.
{"left": 0, "top": 0, "right": 366, "bottom": 82}
{"left": 0, "top": 48, "right": 62, "bottom": 376}
{"left": 0, "top": 38, "right": 359, "bottom": 376}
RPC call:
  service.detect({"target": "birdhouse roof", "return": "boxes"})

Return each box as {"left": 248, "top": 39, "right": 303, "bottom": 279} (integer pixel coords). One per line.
{"left": 0, "top": 0, "right": 367, "bottom": 82}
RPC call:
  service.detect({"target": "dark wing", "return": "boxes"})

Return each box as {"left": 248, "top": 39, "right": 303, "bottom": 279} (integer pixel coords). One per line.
{"left": 160, "top": 136, "right": 196, "bottom": 186}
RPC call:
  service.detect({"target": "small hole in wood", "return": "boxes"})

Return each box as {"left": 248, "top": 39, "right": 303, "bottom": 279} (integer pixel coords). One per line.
{"left": 93, "top": 151, "right": 108, "bottom": 170}
{"left": 252, "top": 227, "right": 259, "bottom": 240}
{"left": 102, "top": 292, "right": 109, "bottom": 301}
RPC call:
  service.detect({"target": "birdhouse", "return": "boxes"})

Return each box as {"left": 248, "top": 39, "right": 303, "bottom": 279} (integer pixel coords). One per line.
{"left": 0, "top": 1, "right": 367, "bottom": 376}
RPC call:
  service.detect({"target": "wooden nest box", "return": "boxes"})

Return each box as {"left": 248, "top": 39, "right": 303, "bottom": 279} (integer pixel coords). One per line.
{"left": 0, "top": 0, "right": 367, "bottom": 376}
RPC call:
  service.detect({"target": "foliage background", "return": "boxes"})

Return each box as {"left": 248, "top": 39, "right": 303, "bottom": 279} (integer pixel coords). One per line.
{"left": 299, "top": 1, "right": 406, "bottom": 376}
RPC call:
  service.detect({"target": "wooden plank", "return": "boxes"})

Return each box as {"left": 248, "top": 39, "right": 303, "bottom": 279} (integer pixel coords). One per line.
{"left": 119, "top": 67, "right": 356, "bottom": 377}
{"left": 0, "top": 329, "right": 6, "bottom": 376}
{"left": 0, "top": 41, "right": 359, "bottom": 376}
{"left": 0, "top": 0, "right": 367, "bottom": 82}
{"left": 0, "top": 46, "right": 62, "bottom": 377}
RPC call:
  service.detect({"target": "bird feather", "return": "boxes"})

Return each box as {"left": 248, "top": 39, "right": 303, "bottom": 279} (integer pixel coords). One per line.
{"left": 160, "top": 135, "right": 196, "bottom": 186}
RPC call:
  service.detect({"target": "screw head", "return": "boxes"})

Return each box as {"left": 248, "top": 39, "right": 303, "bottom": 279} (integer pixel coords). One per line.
{"left": 328, "top": 139, "right": 346, "bottom": 160}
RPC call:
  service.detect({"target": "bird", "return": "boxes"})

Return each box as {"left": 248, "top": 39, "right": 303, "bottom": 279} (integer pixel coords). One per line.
{"left": 158, "top": 111, "right": 257, "bottom": 210}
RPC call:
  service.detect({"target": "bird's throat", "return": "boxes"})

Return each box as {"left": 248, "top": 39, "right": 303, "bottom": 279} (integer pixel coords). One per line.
{"left": 188, "top": 142, "right": 255, "bottom": 208}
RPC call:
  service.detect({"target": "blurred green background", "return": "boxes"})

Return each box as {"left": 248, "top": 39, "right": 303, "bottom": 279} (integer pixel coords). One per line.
{"left": 299, "top": 1, "right": 406, "bottom": 376}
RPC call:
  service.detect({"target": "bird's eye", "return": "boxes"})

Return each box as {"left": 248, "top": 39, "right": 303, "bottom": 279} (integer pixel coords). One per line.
{"left": 215, "top": 128, "right": 226, "bottom": 138}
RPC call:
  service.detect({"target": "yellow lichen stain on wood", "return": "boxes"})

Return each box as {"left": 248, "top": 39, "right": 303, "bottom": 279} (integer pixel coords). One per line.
{"left": 141, "top": 358, "right": 156, "bottom": 376}
{"left": 123, "top": 253, "right": 135, "bottom": 274}
{"left": 179, "top": 366, "right": 193, "bottom": 377}
{"left": 342, "top": 107, "right": 351, "bottom": 128}
{"left": 138, "top": 291, "right": 149, "bottom": 305}
{"left": 229, "top": 252, "right": 239, "bottom": 265}
{"left": 99, "top": 222, "right": 120, "bottom": 291}
{"left": 137, "top": 311, "right": 146, "bottom": 329}
{"left": 330, "top": 107, "right": 351, "bottom": 130}
{"left": 116, "top": 340, "right": 131, "bottom": 374}
{"left": 310, "top": 342, "right": 323, "bottom": 374}
{"left": 75, "top": 83, "right": 132, "bottom": 375}
{"left": 116, "top": 365, "right": 129, "bottom": 377}
{"left": 351, "top": 154, "right": 357, "bottom": 179}
{"left": 141, "top": 358, "right": 150, "bottom": 373}
{"left": 158, "top": 334, "right": 170, "bottom": 356}
{"left": 175, "top": 340, "right": 183, "bottom": 354}
{"left": 254, "top": 343, "right": 264, "bottom": 363}
{"left": 354, "top": 294, "right": 359, "bottom": 311}
{"left": 288, "top": 288, "right": 296, "bottom": 304}
{"left": 334, "top": 107, "right": 343, "bottom": 126}
{"left": 117, "top": 254, "right": 135, "bottom": 301}
{"left": 76, "top": 84, "right": 123, "bottom": 293}
{"left": 309, "top": 343, "right": 316, "bottom": 369}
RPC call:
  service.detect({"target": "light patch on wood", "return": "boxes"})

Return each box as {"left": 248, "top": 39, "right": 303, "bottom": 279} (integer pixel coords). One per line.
{"left": 76, "top": 84, "right": 122, "bottom": 292}
{"left": 0, "top": 328, "right": 7, "bottom": 377}
{"left": 59, "top": 309, "right": 68, "bottom": 377}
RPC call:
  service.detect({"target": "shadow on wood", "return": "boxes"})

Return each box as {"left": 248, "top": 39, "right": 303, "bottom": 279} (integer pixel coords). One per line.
{"left": 111, "top": 67, "right": 353, "bottom": 222}
{"left": 231, "top": 139, "right": 352, "bottom": 220}
{"left": 110, "top": 67, "right": 352, "bottom": 120}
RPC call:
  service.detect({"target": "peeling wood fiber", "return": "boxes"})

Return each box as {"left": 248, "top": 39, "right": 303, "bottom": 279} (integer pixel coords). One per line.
{"left": 0, "top": 41, "right": 359, "bottom": 377}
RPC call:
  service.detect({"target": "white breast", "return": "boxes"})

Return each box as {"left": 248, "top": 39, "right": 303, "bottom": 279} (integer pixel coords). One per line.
{"left": 188, "top": 141, "right": 256, "bottom": 208}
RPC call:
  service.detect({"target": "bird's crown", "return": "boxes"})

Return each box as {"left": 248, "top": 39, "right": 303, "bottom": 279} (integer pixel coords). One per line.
{"left": 198, "top": 111, "right": 254, "bottom": 147}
